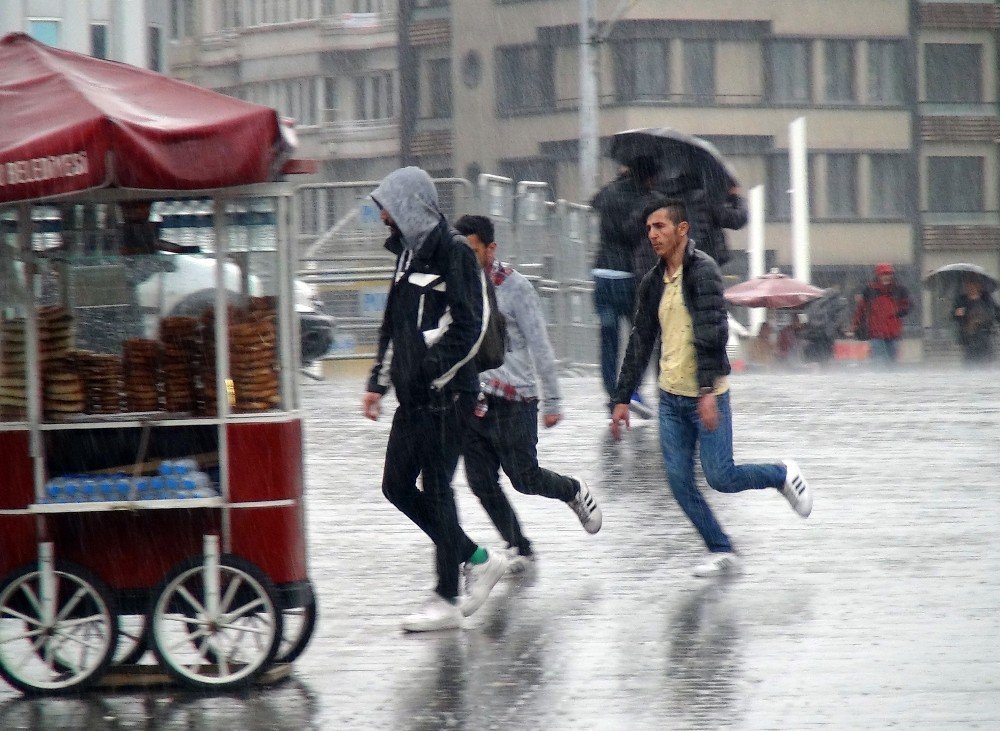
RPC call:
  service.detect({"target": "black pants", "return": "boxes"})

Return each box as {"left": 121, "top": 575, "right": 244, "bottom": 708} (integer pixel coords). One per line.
{"left": 462, "top": 396, "right": 578, "bottom": 556}
{"left": 382, "top": 393, "right": 478, "bottom": 600}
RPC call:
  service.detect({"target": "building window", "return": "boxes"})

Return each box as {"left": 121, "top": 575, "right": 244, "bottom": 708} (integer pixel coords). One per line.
{"left": 355, "top": 72, "right": 395, "bottom": 120}
{"left": 28, "top": 19, "right": 60, "bottom": 47}
{"left": 925, "top": 44, "right": 982, "bottom": 104}
{"left": 323, "top": 77, "right": 338, "bottom": 124}
{"left": 868, "top": 40, "right": 906, "bottom": 104}
{"left": 498, "top": 158, "right": 557, "bottom": 194}
{"left": 496, "top": 45, "right": 554, "bottom": 113}
{"left": 427, "top": 58, "right": 453, "bottom": 119}
{"left": 148, "top": 26, "right": 163, "bottom": 71}
{"left": 90, "top": 24, "right": 108, "bottom": 59}
{"left": 826, "top": 154, "right": 858, "bottom": 218}
{"left": 171, "top": 0, "right": 196, "bottom": 39}
{"left": 870, "top": 154, "right": 911, "bottom": 219}
{"left": 766, "top": 155, "right": 791, "bottom": 221}
{"left": 824, "top": 40, "right": 855, "bottom": 103}
{"left": 353, "top": 0, "right": 385, "bottom": 11}
{"left": 927, "top": 157, "right": 984, "bottom": 212}
{"left": 684, "top": 40, "right": 715, "bottom": 104}
{"left": 766, "top": 40, "right": 811, "bottom": 103}
{"left": 614, "top": 40, "right": 669, "bottom": 102}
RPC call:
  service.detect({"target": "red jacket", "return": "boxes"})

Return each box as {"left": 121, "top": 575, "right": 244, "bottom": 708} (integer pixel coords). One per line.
{"left": 853, "top": 280, "right": 911, "bottom": 340}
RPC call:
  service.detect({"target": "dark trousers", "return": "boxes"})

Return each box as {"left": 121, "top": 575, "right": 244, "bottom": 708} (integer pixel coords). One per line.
{"left": 382, "top": 394, "right": 478, "bottom": 600}
{"left": 593, "top": 275, "right": 636, "bottom": 399}
{"left": 463, "top": 397, "right": 577, "bottom": 555}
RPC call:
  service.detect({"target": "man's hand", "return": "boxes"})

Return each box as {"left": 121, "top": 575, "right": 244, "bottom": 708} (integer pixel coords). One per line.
{"left": 698, "top": 393, "right": 719, "bottom": 431}
{"left": 543, "top": 413, "right": 562, "bottom": 428}
{"left": 955, "top": 307, "right": 966, "bottom": 317}
{"left": 362, "top": 391, "right": 383, "bottom": 421}
{"left": 610, "top": 403, "right": 631, "bottom": 441}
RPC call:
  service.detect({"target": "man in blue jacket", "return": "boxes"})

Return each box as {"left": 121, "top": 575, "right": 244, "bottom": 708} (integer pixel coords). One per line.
{"left": 362, "top": 167, "right": 506, "bottom": 631}
{"left": 610, "top": 195, "right": 813, "bottom": 577}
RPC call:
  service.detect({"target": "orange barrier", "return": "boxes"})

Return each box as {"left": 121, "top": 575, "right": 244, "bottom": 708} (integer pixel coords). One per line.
{"left": 834, "top": 339, "right": 870, "bottom": 360}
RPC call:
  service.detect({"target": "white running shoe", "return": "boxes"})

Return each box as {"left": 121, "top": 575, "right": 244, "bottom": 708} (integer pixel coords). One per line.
{"left": 401, "top": 594, "right": 462, "bottom": 632}
{"left": 780, "top": 460, "right": 813, "bottom": 517}
{"left": 693, "top": 553, "right": 740, "bottom": 578}
{"left": 567, "top": 477, "right": 602, "bottom": 534}
{"left": 460, "top": 550, "right": 508, "bottom": 617}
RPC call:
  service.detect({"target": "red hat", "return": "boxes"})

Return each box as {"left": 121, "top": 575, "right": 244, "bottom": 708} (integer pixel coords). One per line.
{"left": 875, "top": 262, "right": 894, "bottom": 276}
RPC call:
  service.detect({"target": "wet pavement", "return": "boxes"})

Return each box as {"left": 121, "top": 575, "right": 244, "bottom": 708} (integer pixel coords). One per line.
{"left": 1, "top": 364, "right": 999, "bottom": 728}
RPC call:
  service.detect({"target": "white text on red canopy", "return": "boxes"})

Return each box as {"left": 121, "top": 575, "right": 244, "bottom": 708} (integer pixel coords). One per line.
{"left": 0, "top": 151, "right": 89, "bottom": 187}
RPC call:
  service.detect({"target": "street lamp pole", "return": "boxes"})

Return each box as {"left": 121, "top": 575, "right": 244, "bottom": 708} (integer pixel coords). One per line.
{"left": 579, "top": 0, "right": 599, "bottom": 202}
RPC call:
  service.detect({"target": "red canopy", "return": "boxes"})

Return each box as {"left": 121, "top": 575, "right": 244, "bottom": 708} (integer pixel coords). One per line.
{"left": 0, "top": 33, "right": 293, "bottom": 204}
{"left": 724, "top": 270, "right": 824, "bottom": 309}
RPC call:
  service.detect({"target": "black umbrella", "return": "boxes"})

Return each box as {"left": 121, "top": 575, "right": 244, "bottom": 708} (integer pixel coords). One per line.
{"left": 923, "top": 263, "right": 998, "bottom": 294}
{"left": 608, "top": 127, "right": 740, "bottom": 193}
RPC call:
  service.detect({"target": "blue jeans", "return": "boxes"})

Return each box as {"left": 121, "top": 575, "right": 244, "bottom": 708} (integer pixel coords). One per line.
{"left": 658, "top": 390, "right": 786, "bottom": 553}
{"left": 870, "top": 338, "right": 898, "bottom": 363}
{"left": 593, "top": 275, "right": 636, "bottom": 400}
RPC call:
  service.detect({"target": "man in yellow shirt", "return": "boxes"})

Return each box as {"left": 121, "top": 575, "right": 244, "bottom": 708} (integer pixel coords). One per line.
{"left": 610, "top": 196, "right": 812, "bottom": 577}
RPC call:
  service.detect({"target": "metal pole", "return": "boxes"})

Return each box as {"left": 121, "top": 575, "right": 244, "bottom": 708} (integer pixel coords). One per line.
{"left": 748, "top": 185, "right": 767, "bottom": 335}
{"left": 789, "top": 117, "right": 811, "bottom": 283}
{"left": 579, "top": 0, "right": 599, "bottom": 201}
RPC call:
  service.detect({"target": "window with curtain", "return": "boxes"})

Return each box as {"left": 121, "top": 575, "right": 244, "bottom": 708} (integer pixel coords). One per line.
{"left": 824, "top": 40, "right": 855, "bottom": 103}
{"left": 767, "top": 155, "right": 791, "bottom": 221}
{"left": 496, "top": 45, "right": 555, "bottom": 112}
{"left": 614, "top": 40, "right": 669, "bottom": 102}
{"left": 766, "top": 40, "right": 811, "bottom": 103}
{"left": 925, "top": 44, "right": 982, "bottom": 104}
{"left": 826, "top": 154, "right": 858, "bottom": 217}
{"left": 90, "top": 24, "right": 108, "bottom": 59}
{"left": 868, "top": 40, "right": 907, "bottom": 104}
{"left": 927, "top": 157, "right": 984, "bottom": 212}
{"left": 870, "top": 154, "right": 911, "bottom": 219}
{"left": 684, "top": 40, "right": 715, "bottom": 103}
{"left": 355, "top": 72, "right": 395, "bottom": 120}
{"left": 427, "top": 58, "right": 453, "bottom": 119}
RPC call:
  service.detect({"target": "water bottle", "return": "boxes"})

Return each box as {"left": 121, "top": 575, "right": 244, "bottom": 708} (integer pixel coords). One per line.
{"left": 164, "top": 476, "right": 181, "bottom": 498}
{"left": 79, "top": 478, "right": 98, "bottom": 502}
{"left": 189, "top": 472, "right": 217, "bottom": 498}
{"left": 114, "top": 477, "right": 131, "bottom": 501}
{"left": 158, "top": 459, "right": 174, "bottom": 476}
{"left": 173, "top": 459, "right": 198, "bottom": 476}
{"left": 62, "top": 478, "right": 79, "bottom": 503}
{"left": 150, "top": 476, "right": 167, "bottom": 499}
{"left": 134, "top": 476, "right": 151, "bottom": 500}
{"left": 99, "top": 477, "right": 116, "bottom": 502}
{"left": 45, "top": 478, "right": 65, "bottom": 503}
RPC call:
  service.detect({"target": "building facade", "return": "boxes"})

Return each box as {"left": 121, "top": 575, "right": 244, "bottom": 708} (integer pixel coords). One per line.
{"left": 0, "top": 0, "right": 170, "bottom": 71}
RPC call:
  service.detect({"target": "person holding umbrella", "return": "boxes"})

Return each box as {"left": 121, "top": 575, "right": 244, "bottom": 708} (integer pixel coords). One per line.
{"left": 609, "top": 195, "right": 813, "bottom": 578}
{"left": 952, "top": 274, "right": 1000, "bottom": 364}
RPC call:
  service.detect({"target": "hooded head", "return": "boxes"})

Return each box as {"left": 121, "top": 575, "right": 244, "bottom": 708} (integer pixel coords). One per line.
{"left": 875, "top": 262, "right": 894, "bottom": 277}
{"left": 370, "top": 167, "right": 443, "bottom": 251}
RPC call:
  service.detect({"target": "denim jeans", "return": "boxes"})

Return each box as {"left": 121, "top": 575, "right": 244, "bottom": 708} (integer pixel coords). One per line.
{"left": 658, "top": 390, "right": 785, "bottom": 553}
{"left": 593, "top": 275, "right": 636, "bottom": 399}
{"left": 463, "top": 397, "right": 578, "bottom": 556}
{"left": 870, "top": 338, "right": 898, "bottom": 363}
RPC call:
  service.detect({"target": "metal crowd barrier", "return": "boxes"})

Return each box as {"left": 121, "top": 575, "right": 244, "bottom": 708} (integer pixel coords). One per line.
{"left": 296, "top": 176, "right": 601, "bottom": 370}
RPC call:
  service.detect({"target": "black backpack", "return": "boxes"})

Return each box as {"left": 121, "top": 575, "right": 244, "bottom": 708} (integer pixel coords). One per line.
{"left": 475, "top": 276, "right": 508, "bottom": 372}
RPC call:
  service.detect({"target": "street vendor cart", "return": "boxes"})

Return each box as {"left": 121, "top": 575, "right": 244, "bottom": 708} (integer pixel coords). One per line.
{"left": 0, "top": 33, "right": 316, "bottom": 694}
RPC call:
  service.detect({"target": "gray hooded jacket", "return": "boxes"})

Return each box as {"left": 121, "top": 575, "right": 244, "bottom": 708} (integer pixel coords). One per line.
{"left": 370, "top": 166, "right": 442, "bottom": 254}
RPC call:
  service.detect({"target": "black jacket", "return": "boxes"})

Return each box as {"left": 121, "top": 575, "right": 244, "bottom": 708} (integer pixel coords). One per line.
{"left": 613, "top": 240, "right": 730, "bottom": 404}
{"left": 591, "top": 174, "right": 651, "bottom": 274}
{"left": 367, "top": 219, "right": 488, "bottom": 407}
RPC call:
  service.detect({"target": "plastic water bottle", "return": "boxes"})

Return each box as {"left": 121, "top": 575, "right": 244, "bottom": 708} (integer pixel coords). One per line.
{"left": 114, "top": 477, "right": 131, "bottom": 501}
{"left": 134, "top": 476, "right": 151, "bottom": 500}
{"left": 158, "top": 459, "right": 174, "bottom": 476}
{"left": 62, "top": 478, "right": 79, "bottom": 503}
{"left": 164, "top": 476, "right": 181, "bottom": 498}
{"left": 192, "top": 472, "right": 217, "bottom": 498}
{"left": 78, "top": 478, "right": 97, "bottom": 502}
{"left": 174, "top": 459, "right": 198, "bottom": 476}
{"left": 99, "top": 478, "right": 116, "bottom": 502}
{"left": 150, "top": 476, "right": 166, "bottom": 499}
{"left": 45, "top": 478, "right": 65, "bottom": 503}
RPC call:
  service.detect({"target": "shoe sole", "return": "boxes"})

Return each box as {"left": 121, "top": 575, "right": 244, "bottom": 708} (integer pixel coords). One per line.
{"left": 782, "top": 460, "right": 812, "bottom": 517}
{"left": 401, "top": 617, "right": 462, "bottom": 633}
{"left": 570, "top": 478, "right": 603, "bottom": 534}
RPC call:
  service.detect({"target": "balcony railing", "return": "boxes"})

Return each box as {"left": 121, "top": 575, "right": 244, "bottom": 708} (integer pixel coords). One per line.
{"left": 320, "top": 12, "right": 397, "bottom": 34}
{"left": 321, "top": 116, "right": 399, "bottom": 143}
{"left": 919, "top": 101, "right": 1000, "bottom": 116}
{"left": 921, "top": 210, "right": 1000, "bottom": 226}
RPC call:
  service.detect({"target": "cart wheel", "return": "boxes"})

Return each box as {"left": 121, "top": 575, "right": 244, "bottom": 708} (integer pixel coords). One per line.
{"left": 150, "top": 554, "right": 282, "bottom": 690}
{"left": 275, "top": 593, "right": 317, "bottom": 665}
{"left": 0, "top": 561, "right": 118, "bottom": 695}
{"left": 114, "top": 615, "right": 149, "bottom": 665}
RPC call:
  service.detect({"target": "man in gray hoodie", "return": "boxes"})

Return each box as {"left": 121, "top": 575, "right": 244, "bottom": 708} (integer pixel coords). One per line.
{"left": 456, "top": 215, "right": 602, "bottom": 570}
{"left": 362, "top": 168, "right": 507, "bottom": 632}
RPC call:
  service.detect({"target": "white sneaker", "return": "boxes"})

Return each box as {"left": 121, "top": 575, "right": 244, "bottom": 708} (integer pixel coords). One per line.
{"left": 693, "top": 553, "right": 740, "bottom": 578}
{"left": 567, "top": 477, "right": 602, "bottom": 534}
{"left": 504, "top": 547, "right": 536, "bottom": 575}
{"left": 401, "top": 594, "right": 462, "bottom": 632}
{"left": 780, "top": 460, "right": 812, "bottom": 517}
{"left": 460, "top": 550, "right": 508, "bottom": 617}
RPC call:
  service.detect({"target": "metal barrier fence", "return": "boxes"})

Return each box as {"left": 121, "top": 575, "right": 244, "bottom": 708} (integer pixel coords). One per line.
{"left": 296, "top": 175, "right": 601, "bottom": 371}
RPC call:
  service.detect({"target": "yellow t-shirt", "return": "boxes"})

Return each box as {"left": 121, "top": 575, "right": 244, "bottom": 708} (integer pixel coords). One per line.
{"left": 657, "top": 265, "right": 729, "bottom": 398}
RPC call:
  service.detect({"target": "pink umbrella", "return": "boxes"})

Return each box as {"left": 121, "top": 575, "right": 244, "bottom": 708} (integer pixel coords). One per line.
{"left": 724, "top": 269, "right": 824, "bottom": 309}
